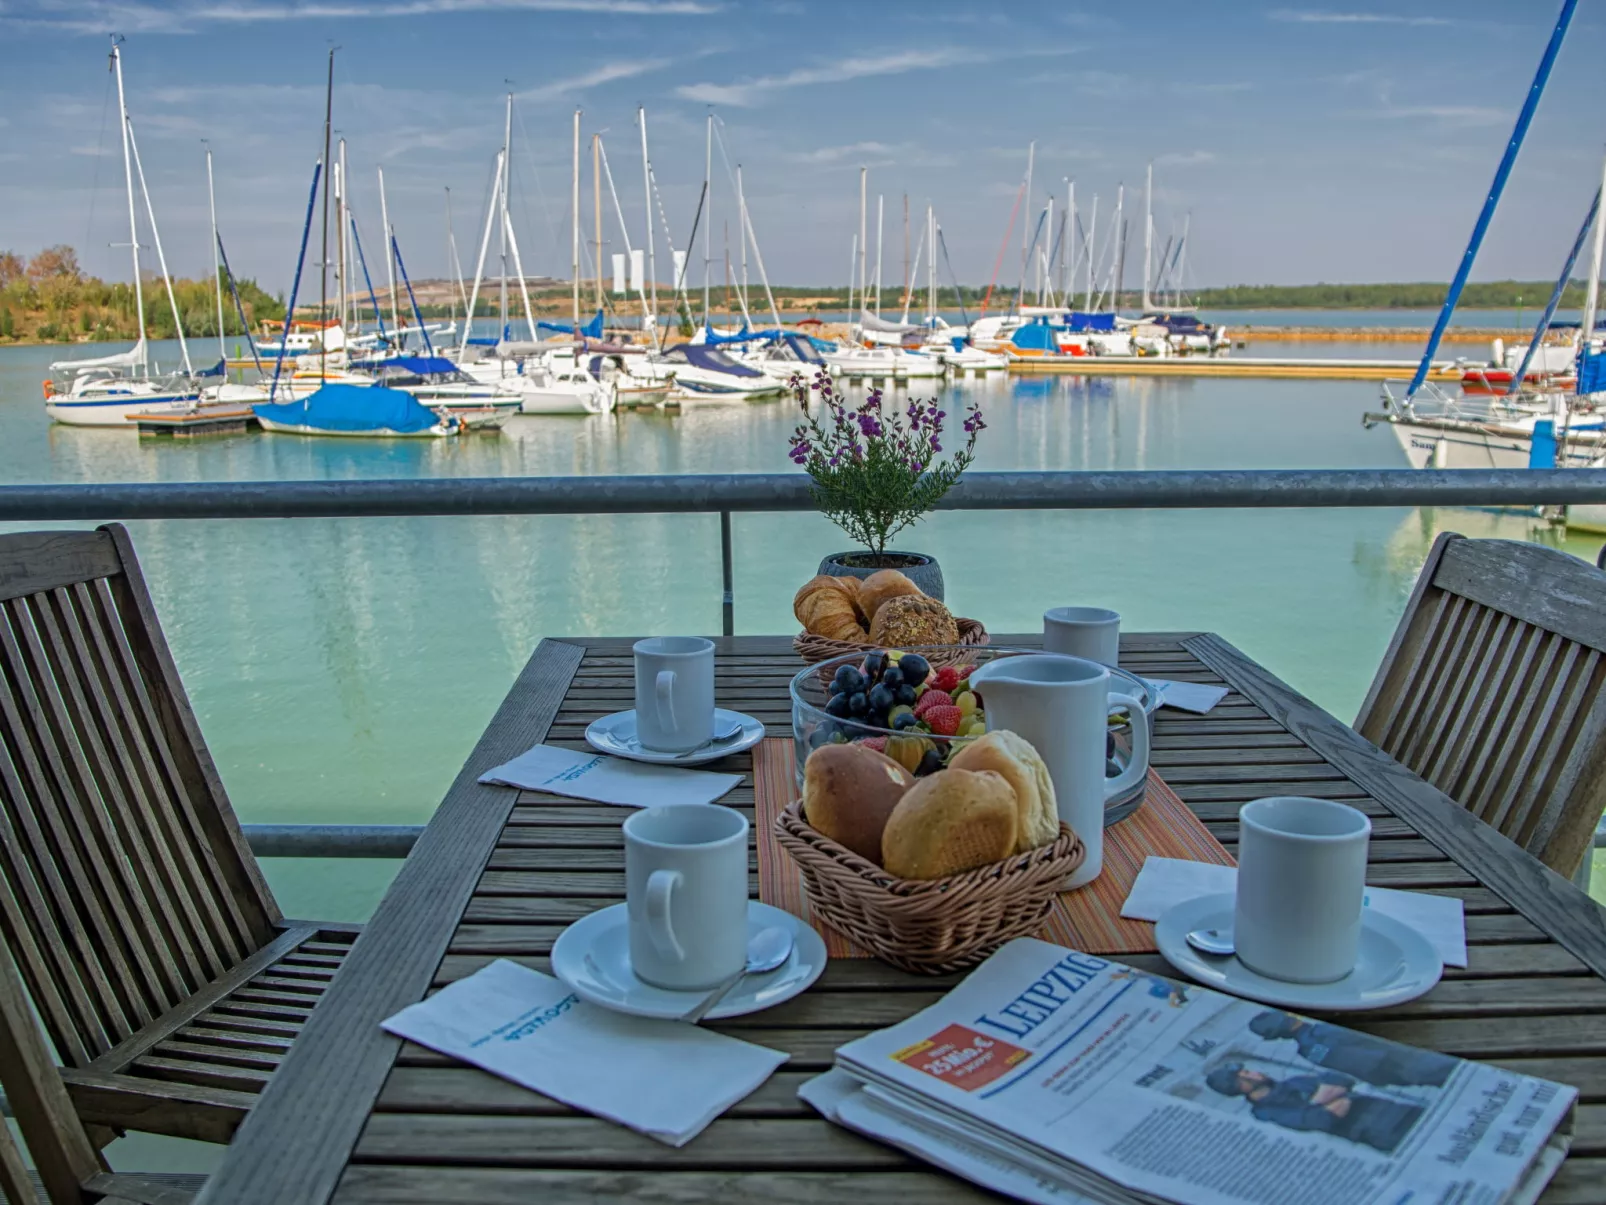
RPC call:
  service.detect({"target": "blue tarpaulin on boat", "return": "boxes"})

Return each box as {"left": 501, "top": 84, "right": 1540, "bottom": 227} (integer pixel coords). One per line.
{"left": 1578, "top": 351, "right": 1606, "bottom": 394}
{"left": 1009, "top": 321, "right": 1060, "bottom": 352}
{"left": 1066, "top": 312, "right": 1116, "bottom": 332}
{"left": 1529, "top": 420, "right": 1558, "bottom": 469}
{"left": 536, "top": 311, "right": 605, "bottom": 338}
{"left": 782, "top": 333, "right": 826, "bottom": 363}
{"left": 661, "top": 343, "right": 765, "bottom": 378}
{"left": 350, "top": 355, "right": 459, "bottom": 375}
{"left": 195, "top": 358, "right": 226, "bottom": 378}
{"left": 252, "top": 384, "right": 441, "bottom": 434}
{"left": 466, "top": 336, "right": 499, "bottom": 346}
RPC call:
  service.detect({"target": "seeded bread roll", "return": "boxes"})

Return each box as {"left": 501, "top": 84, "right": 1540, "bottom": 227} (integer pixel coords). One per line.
{"left": 869, "top": 594, "right": 958, "bottom": 648}
{"left": 858, "top": 569, "right": 925, "bottom": 621}
{"left": 881, "top": 768, "right": 1019, "bottom": 879}
{"left": 802, "top": 742, "right": 916, "bottom": 864}
{"left": 949, "top": 730, "right": 1060, "bottom": 852}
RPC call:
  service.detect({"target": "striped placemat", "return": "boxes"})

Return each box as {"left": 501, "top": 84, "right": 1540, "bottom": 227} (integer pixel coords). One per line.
{"left": 752, "top": 737, "right": 1235, "bottom": 958}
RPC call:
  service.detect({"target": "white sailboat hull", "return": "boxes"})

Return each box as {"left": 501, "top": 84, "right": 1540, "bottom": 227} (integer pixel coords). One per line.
{"left": 46, "top": 391, "right": 198, "bottom": 428}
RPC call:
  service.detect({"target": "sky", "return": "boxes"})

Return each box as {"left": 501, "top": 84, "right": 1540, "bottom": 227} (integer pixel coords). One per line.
{"left": 0, "top": 0, "right": 1602, "bottom": 297}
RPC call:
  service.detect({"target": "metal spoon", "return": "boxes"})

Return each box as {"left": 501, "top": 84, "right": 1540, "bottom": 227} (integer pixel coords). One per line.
{"left": 679, "top": 925, "right": 794, "bottom": 1024}
{"left": 1185, "top": 927, "right": 1236, "bottom": 958}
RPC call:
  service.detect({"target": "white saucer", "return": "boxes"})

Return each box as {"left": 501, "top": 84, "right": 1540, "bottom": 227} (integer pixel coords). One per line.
{"left": 585, "top": 708, "right": 765, "bottom": 766}
{"left": 551, "top": 900, "right": 827, "bottom": 1021}
{"left": 1154, "top": 892, "right": 1443, "bottom": 1012}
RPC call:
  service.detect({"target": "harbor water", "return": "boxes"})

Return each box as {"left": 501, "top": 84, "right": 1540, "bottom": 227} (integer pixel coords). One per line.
{"left": 3, "top": 336, "right": 1602, "bottom": 924}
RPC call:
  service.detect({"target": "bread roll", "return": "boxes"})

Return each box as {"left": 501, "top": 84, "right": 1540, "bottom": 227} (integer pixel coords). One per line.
{"left": 793, "top": 576, "right": 870, "bottom": 642}
{"left": 858, "top": 569, "right": 924, "bottom": 620}
{"left": 803, "top": 742, "right": 915, "bottom": 863}
{"left": 881, "top": 768, "right": 1019, "bottom": 879}
{"left": 869, "top": 594, "right": 959, "bottom": 648}
{"left": 950, "top": 731, "right": 1060, "bottom": 852}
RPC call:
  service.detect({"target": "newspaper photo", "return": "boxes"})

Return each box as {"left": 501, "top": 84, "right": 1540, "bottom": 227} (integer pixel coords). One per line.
{"left": 806, "top": 939, "right": 1574, "bottom": 1205}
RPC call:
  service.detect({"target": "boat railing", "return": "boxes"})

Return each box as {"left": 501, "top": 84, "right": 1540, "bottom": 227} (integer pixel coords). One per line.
{"left": 5, "top": 466, "right": 1606, "bottom": 863}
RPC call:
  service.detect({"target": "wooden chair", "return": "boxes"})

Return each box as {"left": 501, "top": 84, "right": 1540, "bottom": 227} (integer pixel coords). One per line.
{"left": 1357, "top": 531, "right": 1606, "bottom": 877}
{"left": 0, "top": 525, "right": 358, "bottom": 1201}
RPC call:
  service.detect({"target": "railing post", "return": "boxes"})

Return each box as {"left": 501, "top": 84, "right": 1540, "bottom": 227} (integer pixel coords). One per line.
{"left": 720, "top": 509, "right": 734, "bottom": 637}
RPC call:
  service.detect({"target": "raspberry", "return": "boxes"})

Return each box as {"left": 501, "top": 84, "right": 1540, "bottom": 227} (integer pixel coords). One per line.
{"left": 952, "top": 664, "right": 976, "bottom": 685}
{"left": 931, "top": 666, "right": 960, "bottom": 693}
{"left": 913, "top": 689, "right": 953, "bottom": 716}
{"left": 923, "top": 705, "right": 963, "bottom": 736}
{"left": 855, "top": 736, "right": 887, "bottom": 753}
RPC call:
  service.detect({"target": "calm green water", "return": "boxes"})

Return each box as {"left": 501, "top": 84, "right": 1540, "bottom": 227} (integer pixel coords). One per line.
{"left": 3, "top": 339, "right": 1601, "bottom": 924}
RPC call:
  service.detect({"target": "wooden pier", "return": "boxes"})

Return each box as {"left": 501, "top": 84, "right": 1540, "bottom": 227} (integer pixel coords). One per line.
{"left": 135, "top": 406, "right": 259, "bottom": 438}
{"left": 1007, "top": 355, "right": 1463, "bottom": 382}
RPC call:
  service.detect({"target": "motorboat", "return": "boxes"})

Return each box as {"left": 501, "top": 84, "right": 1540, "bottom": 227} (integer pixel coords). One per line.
{"left": 823, "top": 344, "right": 900, "bottom": 380}
{"left": 350, "top": 355, "right": 520, "bottom": 429}
{"left": 1459, "top": 334, "right": 1579, "bottom": 394}
{"left": 650, "top": 343, "right": 784, "bottom": 399}
{"left": 933, "top": 339, "right": 1008, "bottom": 374}
{"left": 253, "top": 383, "right": 461, "bottom": 437}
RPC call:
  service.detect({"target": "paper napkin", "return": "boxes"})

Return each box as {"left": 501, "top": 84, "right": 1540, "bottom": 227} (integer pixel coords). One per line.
{"left": 1121, "top": 856, "right": 1467, "bottom": 967}
{"left": 480, "top": 743, "right": 741, "bottom": 807}
{"left": 1140, "top": 677, "right": 1229, "bottom": 715}
{"left": 381, "top": 960, "right": 787, "bottom": 1146}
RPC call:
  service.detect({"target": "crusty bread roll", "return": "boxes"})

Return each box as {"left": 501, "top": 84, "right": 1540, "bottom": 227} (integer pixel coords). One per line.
{"left": 803, "top": 742, "right": 915, "bottom": 863}
{"left": 793, "top": 576, "right": 870, "bottom": 642}
{"left": 881, "top": 768, "right": 1019, "bottom": 879}
{"left": 858, "top": 569, "right": 924, "bottom": 621}
{"left": 869, "top": 594, "right": 958, "bottom": 648}
{"left": 949, "top": 730, "right": 1060, "bottom": 853}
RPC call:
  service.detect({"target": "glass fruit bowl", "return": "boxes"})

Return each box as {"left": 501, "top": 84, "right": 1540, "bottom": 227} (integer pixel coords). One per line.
{"left": 789, "top": 646, "right": 1160, "bottom": 822}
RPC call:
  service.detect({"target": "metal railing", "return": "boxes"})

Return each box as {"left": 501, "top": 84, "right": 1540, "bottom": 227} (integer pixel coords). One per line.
{"left": 7, "top": 467, "right": 1605, "bottom": 861}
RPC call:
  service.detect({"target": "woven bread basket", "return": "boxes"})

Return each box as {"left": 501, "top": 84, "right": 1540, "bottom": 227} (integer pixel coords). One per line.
{"left": 774, "top": 799, "right": 1084, "bottom": 974}
{"left": 794, "top": 619, "right": 989, "bottom": 666}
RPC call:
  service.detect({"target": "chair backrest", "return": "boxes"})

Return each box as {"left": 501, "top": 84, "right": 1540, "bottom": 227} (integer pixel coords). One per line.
{"left": 0, "top": 525, "right": 279, "bottom": 1073}
{"left": 1357, "top": 532, "right": 1606, "bottom": 876}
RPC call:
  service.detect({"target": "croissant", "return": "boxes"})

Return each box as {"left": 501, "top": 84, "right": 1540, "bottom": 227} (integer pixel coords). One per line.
{"left": 794, "top": 576, "right": 870, "bottom": 642}
{"left": 858, "top": 569, "right": 925, "bottom": 621}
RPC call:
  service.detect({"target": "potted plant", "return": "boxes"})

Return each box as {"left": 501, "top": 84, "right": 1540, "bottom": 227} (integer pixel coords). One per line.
{"left": 787, "top": 370, "right": 985, "bottom": 600}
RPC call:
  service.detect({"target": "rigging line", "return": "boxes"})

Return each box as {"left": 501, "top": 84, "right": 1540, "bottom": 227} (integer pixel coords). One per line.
{"left": 708, "top": 118, "right": 751, "bottom": 316}
{"left": 979, "top": 176, "right": 1025, "bottom": 320}
{"left": 270, "top": 161, "right": 321, "bottom": 400}
{"left": 1508, "top": 185, "right": 1600, "bottom": 396}
{"left": 215, "top": 231, "right": 262, "bottom": 373}
{"left": 348, "top": 213, "right": 389, "bottom": 343}
{"left": 462, "top": 151, "right": 502, "bottom": 339}
{"left": 1013, "top": 206, "right": 1048, "bottom": 315}
{"left": 125, "top": 116, "right": 192, "bottom": 375}
{"left": 708, "top": 116, "right": 782, "bottom": 330}
{"left": 511, "top": 100, "right": 564, "bottom": 274}
{"left": 936, "top": 225, "right": 970, "bottom": 327}
{"left": 85, "top": 63, "right": 115, "bottom": 268}
{"left": 596, "top": 135, "right": 660, "bottom": 352}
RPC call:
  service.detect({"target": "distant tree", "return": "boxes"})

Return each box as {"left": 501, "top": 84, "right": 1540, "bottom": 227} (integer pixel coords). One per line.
{"left": 27, "top": 245, "right": 80, "bottom": 282}
{"left": 0, "top": 252, "right": 22, "bottom": 288}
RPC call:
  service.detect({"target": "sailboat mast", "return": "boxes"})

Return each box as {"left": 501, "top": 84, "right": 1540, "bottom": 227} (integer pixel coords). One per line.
{"left": 1041, "top": 197, "right": 1053, "bottom": 305}
{"left": 337, "top": 138, "right": 349, "bottom": 334}
{"left": 738, "top": 163, "right": 749, "bottom": 316}
{"left": 874, "top": 194, "right": 883, "bottom": 318}
{"left": 111, "top": 41, "right": 146, "bottom": 367}
{"left": 318, "top": 48, "right": 333, "bottom": 379}
{"left": 1581, "top": 147, "right": 1606, "bottom": 363}
{"left": 1111, "top": 184, "right": 1125, "bottom": 311}
{"left": 205, "top": 145, "right": 226, "bottom": 362}
{"left": 1175, "top": 213, "right": 1190, "bottom": 307}
{"left": 461, "top": 151, "right": 501, "bottom": 355}
{"left": 639, "top": 107, "right": 658, "bottom": 339}
{"left": 594, "top": 134, "right": 603, "bottom": 314}
{"left": 1064, "top": 179, "right": 1075, "bottom": 303}
{"left": 903, "top": 193, "right": 910, "bottom": 310}
{"left": 1085, "top": 194, "right": 1097, "bottom": 311}
{"left": 572, "top": 108, "right": 582, "bottom": 338}
{"left": 1142, "top": 161, "right": 1153, "bottom": 312}
{"left": 703, "top": 115, "right": 712, "bottom": 326}
{"left": 1021, "top": 141, "right": 1035, "bottom": 285}
{"left": 499, "top": 92, "right": 511, "bottom": 342}
{"left": 927, "top": 204, "right": 935, "bottom": 324}
{"left": 858, "top": 166, "right": 867, "bottom": 317}
{"left": 379, "top": 166, "right": 400, "bottom": 338}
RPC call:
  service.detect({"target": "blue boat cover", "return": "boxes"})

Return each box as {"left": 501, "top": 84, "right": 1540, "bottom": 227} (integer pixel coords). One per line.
{"left": 350, "top": 355, "right": 459, "bottom": 375}
{"left": 1580, "top": 351, "right": 1606, "bottom": 395}
{"left": 1066, "top": 312, "right": 1116, "bottom": 332}
{"left": 661, "top": 343, "right": 764, "bottom": 378}
{"left": 252, "top": 384, "right": 441, "bottom": 434}
{"left": 782, "top": 333, "right": 826, "bottom": 363}
{"left": 537, "top": 310, "right": 605, "bottom": 339}
{"left": 466, "top": 336, "right": 499, "bottom": 346}
{"left": 195, "top": 358, "right": 226, "bottom": 378}
{"left": 1529, "top": 420, "right": 1558, "bottom": 468}
{"left": 1009, "top": 320, "right": 1060, "bottom": 353}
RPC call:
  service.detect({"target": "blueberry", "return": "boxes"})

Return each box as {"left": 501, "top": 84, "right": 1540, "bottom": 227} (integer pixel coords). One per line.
{"left": 915, "top": 748, "right": 944, "bottom": 777}
{"left": 868, "top": 683, "right": 895, "bottom": 715}
{"left": 848, "top": 691, "right": 869, "bottom": 716}
{"left": 825, "top": 692, "right": 851, "bottom": 718}
{"left": 862, "top": 650, "right": 888, "bottom": 681}
{"left": 809, "top": 720, "right": 839, "bottom": 748}
{"left": 833, "top": 664, "right": 865, "bottom": 695}
{"left": 899, "top": 654, "right": 930, "bottom": 687}
{"left": 893, "top": 711, "right": 921, "bottom": 731}
{"left": 895, "top": 683, "right": 917, "bottom": 706}
{"left": 882, "top": 666, "right": 904, "bottom": 691}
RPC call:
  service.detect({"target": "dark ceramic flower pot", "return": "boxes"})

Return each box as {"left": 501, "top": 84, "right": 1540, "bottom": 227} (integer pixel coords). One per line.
{"left": 818, "top": 551, "right": 944, "bottom": 601}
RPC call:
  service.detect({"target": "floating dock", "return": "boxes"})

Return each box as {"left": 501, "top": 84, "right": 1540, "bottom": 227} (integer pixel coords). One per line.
{"left": 1007, "top": 356, "right": 1462, "bottom": 382}
{"left": 135, "top": 406, "right": 259, "bottom": 438}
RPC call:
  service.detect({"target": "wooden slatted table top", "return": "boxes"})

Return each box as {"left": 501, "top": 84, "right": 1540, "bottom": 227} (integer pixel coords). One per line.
{"left": 196, "top": 634, "right": 1606, "bottom": 1205}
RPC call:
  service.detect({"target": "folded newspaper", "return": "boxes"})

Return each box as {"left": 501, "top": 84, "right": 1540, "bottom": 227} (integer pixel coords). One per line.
{"left": 800, "top": 939, "right": 1574, "bottom": 1205}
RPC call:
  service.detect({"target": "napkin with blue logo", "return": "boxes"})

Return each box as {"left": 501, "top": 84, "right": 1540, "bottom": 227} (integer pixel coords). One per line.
{"left": 381, "top": 959, "right": 787, "bottom": 1146}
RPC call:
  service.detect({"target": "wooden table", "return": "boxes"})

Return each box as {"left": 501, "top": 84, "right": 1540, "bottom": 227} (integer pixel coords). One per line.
{"left": 196, "top": 634, "right": 1606, "bottom": 1205}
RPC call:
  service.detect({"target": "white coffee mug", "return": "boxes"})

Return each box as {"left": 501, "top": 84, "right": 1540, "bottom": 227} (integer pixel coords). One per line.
{"left": 1234, "top": 796, "right": 1371, "bottom": 984}
{"left": 633, "top": 636, "right": 715, "bottom": 753}
{"left": 1043, "top": 607, "right": 1121, "bottom": 667}
{"left": 624, "top": 804, "right": 749, "bottom": 991}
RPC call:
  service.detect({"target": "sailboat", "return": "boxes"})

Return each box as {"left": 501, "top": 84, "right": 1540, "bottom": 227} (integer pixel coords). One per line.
{"left": 45, "top": 40, "right": 199, "bottom": 427}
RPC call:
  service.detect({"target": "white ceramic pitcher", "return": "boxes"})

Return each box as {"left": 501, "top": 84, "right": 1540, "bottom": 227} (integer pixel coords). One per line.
{"left": 968, "top": 654, "right": 1150, "bottom": 888}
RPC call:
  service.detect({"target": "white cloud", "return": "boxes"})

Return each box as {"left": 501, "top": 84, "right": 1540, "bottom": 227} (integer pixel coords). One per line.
{"left": 1171, "top": 81, "right": 1253, "bottom": 95}
{"left": 517, "top": 58, "right": 674, "bottom": 102}
{"left": 787, "top": 141, "right": 894, "bottom": 164}
{"left": 4, "top": 0, "right": 715, "bottom": 34}
{"left": 1382, "top": 104, "right": 1508, "bottom": 126}
{"left": 1156, "top": 150, "right": 1218, "bottom": 166}
{"left": 675, "top": 48, "right": 981, "bottom": 107}
{"left": 1268, "top": 9, "right": 1453, "bottom": 26}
